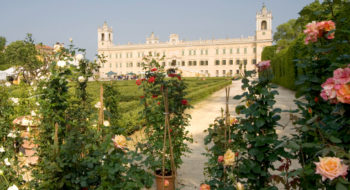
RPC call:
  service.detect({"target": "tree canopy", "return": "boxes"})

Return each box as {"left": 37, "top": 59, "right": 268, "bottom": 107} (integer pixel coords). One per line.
{"left": 4, "top": 34, "right": 44, "bottom": 81}
{"left": 273, "top": 19, "right": 302, "bottom": 49}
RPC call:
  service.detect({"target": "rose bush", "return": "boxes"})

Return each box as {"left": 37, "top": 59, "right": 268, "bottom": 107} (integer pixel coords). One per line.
{"left": 279, "top": 1, "right": 350, "bottom": 189}
{"left": 29, "top": 43, "right": 152, "bottom": 189}
{"left": 137, "top": 53, "right": 193, "bottom": 177}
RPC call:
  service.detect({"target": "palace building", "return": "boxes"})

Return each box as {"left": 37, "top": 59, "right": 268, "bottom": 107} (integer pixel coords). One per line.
{"left": 97, "top": 5, "right": 272, "bottom": 78}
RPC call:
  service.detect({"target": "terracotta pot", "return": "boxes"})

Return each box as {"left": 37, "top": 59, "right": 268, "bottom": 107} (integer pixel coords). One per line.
{"left": 155, "top": 170, "right": 175, "bottom": 190}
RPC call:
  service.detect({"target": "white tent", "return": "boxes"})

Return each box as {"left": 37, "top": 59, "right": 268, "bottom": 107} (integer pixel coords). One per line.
{"left": 0, "top": 67, "right": 15, "bottom": 81}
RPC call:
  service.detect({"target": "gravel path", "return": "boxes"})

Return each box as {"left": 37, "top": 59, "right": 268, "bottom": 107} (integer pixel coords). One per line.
{"left": 176, "top": 79, "right": 298, "bottom": 189}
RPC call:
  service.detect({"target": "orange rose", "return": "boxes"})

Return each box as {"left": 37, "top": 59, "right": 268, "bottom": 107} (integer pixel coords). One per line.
{"left": 315, "top": 157, "right": 348, "bottom": 181}
{"left": 200, "top": 184, "right": 210, "bottom": 190}
{"left": 336, "top": 84, "right": 350, "bottom": 104}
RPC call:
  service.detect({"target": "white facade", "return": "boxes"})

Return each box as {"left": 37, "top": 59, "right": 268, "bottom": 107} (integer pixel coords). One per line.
{"left": 97, "top": 5, "right": 272, "bottom": 78}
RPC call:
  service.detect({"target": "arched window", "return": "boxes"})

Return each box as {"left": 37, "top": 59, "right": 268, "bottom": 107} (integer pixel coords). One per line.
{"left": 261, "top": 20, "right": 267, "bottom": 30}
{"left": 101, "top": 33, "right": 105, "bottom": 41}
{"left": 109, "top": 33, "right": 111, "bottom": 41}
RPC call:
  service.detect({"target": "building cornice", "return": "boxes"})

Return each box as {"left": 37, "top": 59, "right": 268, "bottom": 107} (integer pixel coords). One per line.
{"left": 98, "top": 37, "right": 272, "bottom": 51}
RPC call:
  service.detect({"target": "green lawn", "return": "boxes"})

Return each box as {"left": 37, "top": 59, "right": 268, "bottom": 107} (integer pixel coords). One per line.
{"left": 87, "top": 77, "right": 232, "bottom": 134}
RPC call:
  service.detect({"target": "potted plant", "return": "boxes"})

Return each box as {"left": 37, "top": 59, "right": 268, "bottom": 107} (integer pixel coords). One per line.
{"left": 137, "top": 55, "right": 192, "bottom": 190}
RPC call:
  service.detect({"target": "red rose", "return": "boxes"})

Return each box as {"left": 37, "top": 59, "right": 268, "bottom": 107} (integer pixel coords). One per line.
{"left": 314, "top": 97, "right": 319, "bottom": 103}
{"left": 308, "top": 107, "right": 312, "bottom": 114}
{"left": 218, "top": 155, "right": 224, "bottom": 163}
{"left": 141, "top": 78, "right": 146, "bottom": 81}
{"left": 177, "top": 75, "right": 181, "bottom": 80}
{"left": 152, "top": 94, "right": 158, "bottom": 98}
{"left": 157, "top": 101, "right": 160, "bottom": 105}
{"left": 235, "top": 152, "right": 239, "bottom": 157}
{"left": 169, "top": 128, "right": 173, "bottom": 133}
{"left": 228, "top": 139, "right": 232, "bottom": 143}
{"left": 151, "top": 68, "right": 157, "bottom": 72}
{"left": 148, "top": 76, "right": 155, "bottom": 83}
{"left": 168, "top": 73, "right": 176, "bottom": 77}
{"left": 136, "top": 79, "right": 142, "bottom": 86}
{"left": 140, "top": 96, "right": 145, "bottom": 99}
{"left": 181, "top": 99, "right": 188, "bottom": 105}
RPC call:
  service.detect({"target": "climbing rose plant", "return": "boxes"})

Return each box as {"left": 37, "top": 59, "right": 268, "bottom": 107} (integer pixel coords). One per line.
{"left": 137, "top": 54, "right": 193, "bottom": 174}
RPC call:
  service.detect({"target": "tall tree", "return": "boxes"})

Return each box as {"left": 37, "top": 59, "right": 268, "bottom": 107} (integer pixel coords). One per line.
{"left": 0, "top": 36, "right": 6, "bottom": 51}
{"left": 4, "top": 33, "right": 44, "bottom": 82}
{"left": 273, "top": 19, "right": 302, "bottom": 49}
{"left": 0, "top": 36, "right": 6, "bottom": 70}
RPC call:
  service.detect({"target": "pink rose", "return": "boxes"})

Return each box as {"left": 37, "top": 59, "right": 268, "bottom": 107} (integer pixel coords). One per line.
{"left": 257, "top": 60, "right": 271, "bottom": 71}
{"left": 304, "top": 20, "right": 335, "bottom": 44}
{"left": 164, "top": 179, "right": 169, "bottom": 187}
{"left": 333, "top": 68, "right": 350, "bottom": 85}
{"left": 320, "top": 78, "right": 337, "bottom": 102}
{"left": 315, "top": 157, "right": 348, "bottom": 181}
{"left": 218, "top": 155, "right": 224, "bottom": 163}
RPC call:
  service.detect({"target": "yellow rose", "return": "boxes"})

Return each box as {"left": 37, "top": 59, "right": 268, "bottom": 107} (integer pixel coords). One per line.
{"left": 315, "top": 157, "right": 348, "bottom": 181}
{"left": 230, "top": 117, "right": 238, "bottom": 125}
{"left": 224, "top": 149, "right": 235, "bottom": 166}
{"left": 112, "top": 135, "right": 127, "bottom": 149}
{"left": 236, "top": 182, "right": 244, "bottom": 190}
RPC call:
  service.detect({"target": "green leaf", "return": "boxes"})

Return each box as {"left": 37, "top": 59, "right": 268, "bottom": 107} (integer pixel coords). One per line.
{"left": 329, "top": 136, "right": 342, "bottom": 144}
{"left": 336, "top": 181, "right": 348, "bottom": 190}
{"left": 255, "top": 118, "right": 265, "bottom": 128}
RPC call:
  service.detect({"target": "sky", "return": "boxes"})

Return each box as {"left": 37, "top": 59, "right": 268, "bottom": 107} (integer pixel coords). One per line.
{"left": 0, "top": 0, "right": 315, "bottom": 59}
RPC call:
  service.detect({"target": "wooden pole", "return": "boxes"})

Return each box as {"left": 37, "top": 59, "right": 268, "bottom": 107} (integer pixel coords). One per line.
{"left": 225, "top": 87, "right": 231, "bottom": 141}
{"left": 98, "top": 84, "right": 104, "bottom": 131}
{"left": 164, "top": 87, "right": 176, "bottom": 178}
{"left": 161, "top": 87, "right": 176, "bottom": 190}
{"left": 54, "top": 123, "right": 59, "bottom": 156}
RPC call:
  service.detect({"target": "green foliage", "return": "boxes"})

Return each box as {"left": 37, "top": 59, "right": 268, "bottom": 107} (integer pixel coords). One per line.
{"left": 85, "top": 78, "right": 231, "bottom": 134}
{"left": 0, "top": 36, "right": 8, "bottom": 70}
{"left": 30, "top": 44, "right": 152, "bottom": 189}
{"left": 137, "top": 56, "right": 193, "bottom": 173}
{"left": 273, "top": 19, "right": 302, "bottom": 49}
{"left": 289, "top": 1, "right": 350, "bottom": 189}
{"left": 203, "top": 115, "right": 242, "bottom": 189}
{"left": 203, "top": 69, "right": 291, "bottom": 189}
{"left": 0, "top": 85, "right": 24, "bottom": 190}
{"left": 103, "top": 82, "right": 121, "bottom": 133}
{"left": 262, "top": 0, "right": 335, "bottom": 91}
{"left": 0, "top": 36, "right": 6, "bottom": 51}
{"left": 261, "top": 45, "right": 277, "bottom": 61}
{"left": 4, "top": 34, "right": 44, "bottom": 81}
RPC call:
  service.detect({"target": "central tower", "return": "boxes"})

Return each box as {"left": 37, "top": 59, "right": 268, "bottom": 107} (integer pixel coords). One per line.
{"left": 98, "top": 21, "right": 113, "bottom": 48}
{"left": 256, "top": 4, "right": 272, "bottom": 41}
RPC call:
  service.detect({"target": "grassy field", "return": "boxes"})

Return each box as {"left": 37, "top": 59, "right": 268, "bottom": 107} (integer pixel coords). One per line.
{"left": 87, "top": 77, "right": 232, "bottom": 134}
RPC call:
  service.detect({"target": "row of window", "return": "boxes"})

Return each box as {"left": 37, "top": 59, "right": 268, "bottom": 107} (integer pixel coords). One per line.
{"left": 215, "top": 70, "right": 240, "bottom": 76}
{"left": 214, "top": 59, "right": 256, "bottom": 66}
{"left": 102, "top": 59, "right": 256, "bottom": 68}
{"left": 104, "top": 69, "right": 239, "bottom": 76}
{"left": 102, "top": 47, "right": 257, "bottom": 59}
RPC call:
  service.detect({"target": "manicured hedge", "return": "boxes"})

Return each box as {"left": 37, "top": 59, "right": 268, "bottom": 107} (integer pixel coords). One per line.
{"left": 262, "top": 35, "right": 310, "bottom": 91}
